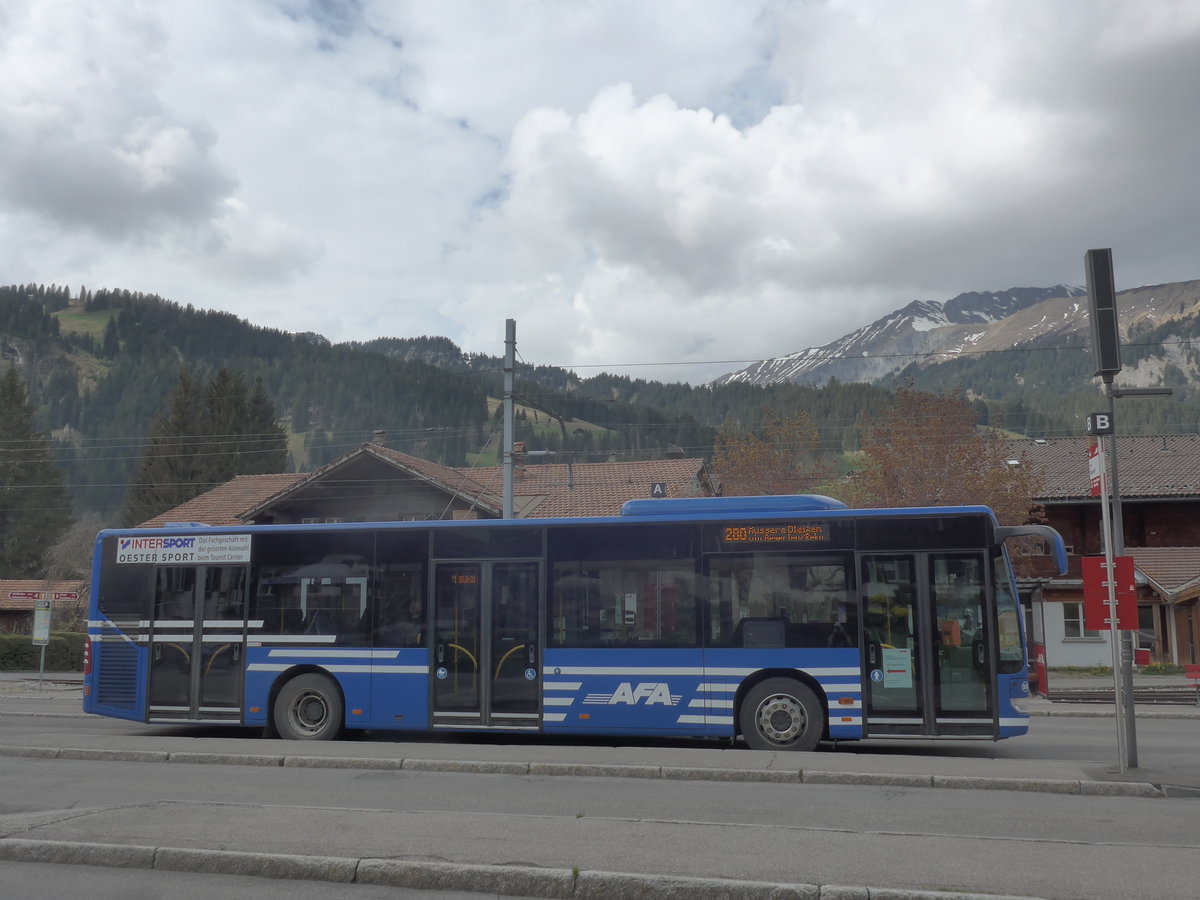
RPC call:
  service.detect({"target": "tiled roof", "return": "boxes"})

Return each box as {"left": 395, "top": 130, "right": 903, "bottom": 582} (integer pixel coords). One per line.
{"left": 368, "top": 445, "right": 502, "bottom": 514}
{"left": 231, "top": 445, "right": 503, "bottom": 521}
{"left": 467, "top": 458, "right": 711, "bottom": 517}
{"left": 1129, "top": 547, "right": 1200, "bottom": 601}
{"left": 1007, "top": 435, "right": 1200, "bottom": 501}
{"left": 136, "top": 445, "right": 711, "bottom": 526}
{"left": 0, "top": 580, "right": 87, "bottom": 611}
{"left": 138, "top": 473, "right": 307, "bottom": 528}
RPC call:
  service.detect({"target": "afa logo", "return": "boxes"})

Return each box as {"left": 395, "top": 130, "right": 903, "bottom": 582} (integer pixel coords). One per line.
{"left": 584, "top": 682, "right": 681, "bottom": 706}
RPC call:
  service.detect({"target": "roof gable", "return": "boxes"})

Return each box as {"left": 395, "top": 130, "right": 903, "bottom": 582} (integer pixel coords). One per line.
{"left": 135, "top": 443, "right": 711, "bottom": 526}
{"left": 238, "top": 444, "right": 503, "bottom": 522}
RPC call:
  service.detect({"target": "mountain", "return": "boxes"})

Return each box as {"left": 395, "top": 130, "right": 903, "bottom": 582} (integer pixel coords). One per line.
{"left": 0, "top": 285, "right": 716, "bottom": 518}
{"left": 715, "top": 281, "right": 1200, "bottom": 388}
{"left": 7, "top": 276, "right": 1200, "bottom": 522}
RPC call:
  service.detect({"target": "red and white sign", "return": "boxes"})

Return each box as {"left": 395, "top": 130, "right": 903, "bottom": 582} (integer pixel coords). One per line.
{"left": 5, "top": 590, "right": 45, "bottom": 601}
{"left": 1087, "top": 440, "right": 1102, "bottom": 498}
{"left": 1082, "top": 555, "right": 1137, "bottom": 630}
{"left": 52, "top": 592, "right": 79, "bottom": 602}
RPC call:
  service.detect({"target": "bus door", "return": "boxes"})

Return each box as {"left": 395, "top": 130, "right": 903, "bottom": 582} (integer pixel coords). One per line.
{"left": 860, "top": 554, "right": 927, "bottom": 735}
{"left": 859, "top": 553, "right": 995, "bottom": 736}
{"left": 431, "top": 560, "right": 541, "bottom": 730}
{"left": 927, "top": 552, "right": 995, "bottom": 735}
{"left": 147, "top": 565, "right": 247, "bottom": 723}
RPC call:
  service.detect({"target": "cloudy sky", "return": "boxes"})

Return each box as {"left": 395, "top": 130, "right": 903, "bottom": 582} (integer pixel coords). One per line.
{"left": 3, "top": 1, "right": 1198, "bottom": 383}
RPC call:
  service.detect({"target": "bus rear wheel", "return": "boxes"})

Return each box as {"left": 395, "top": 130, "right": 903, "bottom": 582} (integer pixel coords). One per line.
{"left": 739, "top": 678, "right": 823, "bottom": 751}
{"left": 274, "top": 673, "right": 344, "bottom": 741}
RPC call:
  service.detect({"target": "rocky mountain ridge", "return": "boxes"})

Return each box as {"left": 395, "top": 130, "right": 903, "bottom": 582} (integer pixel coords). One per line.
{"left": 716, "top": 280, "right": 1200, "bottom": 388}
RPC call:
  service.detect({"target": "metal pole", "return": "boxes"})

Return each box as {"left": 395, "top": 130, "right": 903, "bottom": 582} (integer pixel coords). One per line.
{"left": 1106, "top": 386, "right": 1138, "bottom": 768}
{"left": 502, "top": 319, "right": 515, "bottom": 519}
{"left": 1095, "top": 436, "right": 1128, "bottom": 773}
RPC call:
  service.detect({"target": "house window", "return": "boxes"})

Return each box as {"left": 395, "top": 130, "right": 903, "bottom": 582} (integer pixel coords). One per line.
{"left": 1062, "top": 601, "right": 1101, "bottom": 640}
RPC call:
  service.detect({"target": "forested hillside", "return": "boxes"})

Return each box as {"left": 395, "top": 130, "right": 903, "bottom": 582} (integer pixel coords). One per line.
{"left": 0, "top": 285, "right": 730, "bottom": 517}
{"left": 4, "top": 282, "right": 1195, "bottom": 521}
{"left": 2, "top": 285, "right": 492, "bottom": 515}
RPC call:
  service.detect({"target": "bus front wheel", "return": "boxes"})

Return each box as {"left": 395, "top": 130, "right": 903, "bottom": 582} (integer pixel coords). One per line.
{"left": 739, "top": 678, "right": 823, "bottom": 751}
{"left": 273, "top": 673, "right": 344, "bottom": 741}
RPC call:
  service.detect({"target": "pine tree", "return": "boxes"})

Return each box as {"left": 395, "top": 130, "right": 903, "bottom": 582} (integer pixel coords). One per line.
{"left": 0, "top": 368, "right": 73, "bottom": 576}
{"left": 122, "top": 368, "right": 288, "bottom": 525}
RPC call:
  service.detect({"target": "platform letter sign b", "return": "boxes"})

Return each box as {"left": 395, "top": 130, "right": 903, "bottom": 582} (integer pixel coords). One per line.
{"left": 1086, "top": 412, "right": 1113, "bottom": 436}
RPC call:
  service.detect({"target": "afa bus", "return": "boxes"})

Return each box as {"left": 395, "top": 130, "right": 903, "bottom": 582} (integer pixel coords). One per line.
{"left": 83, "top": 495, "right": 1066, "bottom": 751}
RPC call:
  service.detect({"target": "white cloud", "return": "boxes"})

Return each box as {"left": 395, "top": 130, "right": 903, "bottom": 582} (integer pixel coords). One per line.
{"left": 1, "top": 0, "right": 1197, "bottom": 383}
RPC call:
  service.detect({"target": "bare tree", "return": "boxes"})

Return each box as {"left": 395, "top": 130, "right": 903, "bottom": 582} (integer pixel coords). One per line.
{"left": 40, "top": 514, "right": 104, "bottom": 632}
{"left": 711, "top": 407, "right": 832, "bottom": 497}
{"left": 845, "top": 386, "right": 1045, "bottom": 525}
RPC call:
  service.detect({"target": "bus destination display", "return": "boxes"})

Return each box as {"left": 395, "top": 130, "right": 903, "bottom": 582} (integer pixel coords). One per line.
{"left": 721, "top": 523, "right": 829, "bottom": 545}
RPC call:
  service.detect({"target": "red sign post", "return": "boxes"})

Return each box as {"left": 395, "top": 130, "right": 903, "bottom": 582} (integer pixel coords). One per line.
{"left": 1088, "top": 440, "right": 1102, "bottom": 497}
{"left": 1082, "top": 555, "right": 1136, "bottom": 631}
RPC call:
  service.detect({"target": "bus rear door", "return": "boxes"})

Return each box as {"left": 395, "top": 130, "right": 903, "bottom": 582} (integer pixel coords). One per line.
{"left": 147, "top": 565, "right": 248, "bottom": 723}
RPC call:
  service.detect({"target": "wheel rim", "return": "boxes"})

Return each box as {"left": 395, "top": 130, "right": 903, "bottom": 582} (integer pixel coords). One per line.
{"left": 754, "top": 692, "right": 807, "bottom": 746}
{"left": 289, "top": 689, "right": 330, "bottom": 736}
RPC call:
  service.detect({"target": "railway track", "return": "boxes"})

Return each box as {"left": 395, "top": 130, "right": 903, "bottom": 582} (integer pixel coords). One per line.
{"left": 1047, "top": 686, "right": 1200, "bottom": 705}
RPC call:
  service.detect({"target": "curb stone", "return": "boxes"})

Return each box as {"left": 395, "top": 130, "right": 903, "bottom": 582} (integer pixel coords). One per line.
{"left": 0, "top": 744, "right": 1164, "bottom": 798}
{"left": 0, "top": 837, "right": 1049, "bottom": 900}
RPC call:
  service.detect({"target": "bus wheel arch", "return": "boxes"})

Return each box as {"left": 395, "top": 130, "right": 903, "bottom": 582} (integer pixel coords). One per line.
{"left": 736, "top": 672, "right": 827, "bottom": 752}
{"left": 271, "top": 669, "right": 345, "bottom": 741}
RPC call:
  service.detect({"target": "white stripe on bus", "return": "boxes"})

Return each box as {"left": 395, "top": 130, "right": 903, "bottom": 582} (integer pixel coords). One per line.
{"left": 542, "top": 666, "right": 860, "bottom": 678}
{"left": 266, "top": 649, "right": 400, "bottom": 659}
{"left": 246, "top": 663, "right": 425, "bottom": 674}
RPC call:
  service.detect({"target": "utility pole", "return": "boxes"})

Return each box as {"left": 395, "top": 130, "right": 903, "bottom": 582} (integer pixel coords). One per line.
{"left": 502, "top": 319, "right": 515, "bottom": 519}
{"left": 1084, "top": 249, "right": 1173, "bottom": 770}
{"left": 1105, "top": 383, "right": 1172, "bottom": 769}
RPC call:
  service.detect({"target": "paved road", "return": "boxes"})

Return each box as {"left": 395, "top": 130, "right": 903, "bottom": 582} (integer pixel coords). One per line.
{"left": 2, "top": 673, "right": 1198, "bottom": 900}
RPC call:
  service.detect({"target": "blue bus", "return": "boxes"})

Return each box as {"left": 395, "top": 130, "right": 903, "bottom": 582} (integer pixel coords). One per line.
{"left": 83, "top": 495, "right": 1066, "bottom": 750}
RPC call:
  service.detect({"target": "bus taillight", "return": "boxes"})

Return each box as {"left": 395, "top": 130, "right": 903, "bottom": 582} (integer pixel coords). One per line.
{"left": 83, "top": 638, "right": 92, "bottom": 676}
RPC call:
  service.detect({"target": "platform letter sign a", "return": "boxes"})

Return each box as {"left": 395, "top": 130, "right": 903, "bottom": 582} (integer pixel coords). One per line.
{"left": 1086, "top": 412, "right": 1113, "bottom": 435}
{"left": 650, "top": 482, "right": 667, "bottom": 498}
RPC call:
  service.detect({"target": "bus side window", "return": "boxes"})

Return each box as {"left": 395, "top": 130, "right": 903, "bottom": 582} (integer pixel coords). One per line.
{"left": 373, "top": 564, "right": 425, "bottom": 648}
{"left": 708, "top": 557, "right": 854, "bottom": 648}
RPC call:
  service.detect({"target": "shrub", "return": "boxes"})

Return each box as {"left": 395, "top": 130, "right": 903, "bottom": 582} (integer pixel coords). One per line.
{"left": 0, "top": 632, "right": 86, "bottom": 671}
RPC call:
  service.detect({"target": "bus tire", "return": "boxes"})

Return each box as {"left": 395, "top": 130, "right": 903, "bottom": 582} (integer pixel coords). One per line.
{"left": 739, "top": 678, "right": 823, "bottom": 751}
{"left": 273, "top": 673, "right": 344, "bottom": 741}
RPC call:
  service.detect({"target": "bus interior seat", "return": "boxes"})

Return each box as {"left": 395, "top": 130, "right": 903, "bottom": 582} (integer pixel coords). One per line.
{"left": 730, "top": 617, "right": 786, "bottom": 648}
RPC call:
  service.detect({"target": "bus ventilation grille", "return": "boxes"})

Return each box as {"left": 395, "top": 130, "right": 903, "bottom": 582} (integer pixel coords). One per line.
{"left": 96, "top": 642, "right": 139, "bottom": 709}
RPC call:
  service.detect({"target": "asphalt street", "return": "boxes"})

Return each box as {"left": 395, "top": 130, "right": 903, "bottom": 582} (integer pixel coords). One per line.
{"left": 2, "top": 671, "right": 1197, "bottom": 900}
